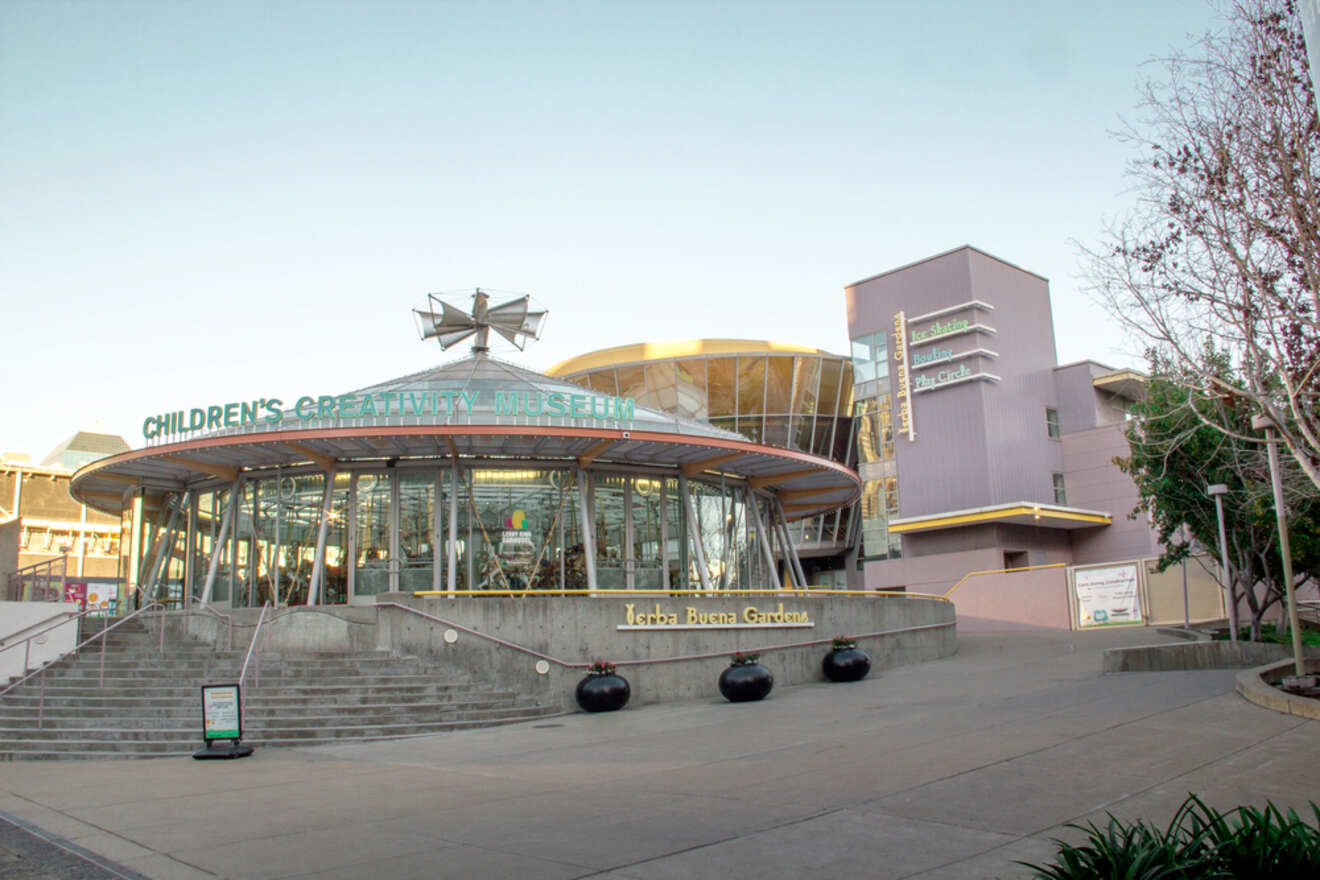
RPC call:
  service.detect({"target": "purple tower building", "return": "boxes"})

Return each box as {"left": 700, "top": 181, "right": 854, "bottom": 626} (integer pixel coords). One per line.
{"left": 845, "top": 246, "right": 1158, "bottom": 593}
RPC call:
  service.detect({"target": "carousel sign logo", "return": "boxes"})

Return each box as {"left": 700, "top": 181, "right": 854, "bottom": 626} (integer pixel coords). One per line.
{"left": 141, "top": 389, "right": 637, "bottom": 440}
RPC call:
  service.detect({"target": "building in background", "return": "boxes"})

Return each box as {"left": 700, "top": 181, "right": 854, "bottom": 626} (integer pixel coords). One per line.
{"left": 846, "top": 245, "right": 1157, "bottom": 594}
{"left": 1, "top": 432, "right": 128, "bottom": 595}
{"left": 547, "top": 340, "right": 858, "bottom": 585}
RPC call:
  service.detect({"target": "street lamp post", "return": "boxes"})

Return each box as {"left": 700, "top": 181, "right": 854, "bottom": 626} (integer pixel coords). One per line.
{"left": 1251, "top": 415, "right": 1306, "bottom": 677}
{"left": 1206, "top": 484, "right": 1236, "bottom": 642}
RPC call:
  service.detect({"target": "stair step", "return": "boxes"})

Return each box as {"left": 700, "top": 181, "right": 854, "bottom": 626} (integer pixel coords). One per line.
{"left": 4, "top": 616, "right": 559, "bottom": 759}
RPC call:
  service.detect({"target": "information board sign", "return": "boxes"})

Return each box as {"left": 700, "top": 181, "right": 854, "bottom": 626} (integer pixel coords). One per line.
{"left": 1074, "top": 563, "right": 1143, "bottom": 627}
{"left": 201, "top": 684, "right": 242, "bottom": 741}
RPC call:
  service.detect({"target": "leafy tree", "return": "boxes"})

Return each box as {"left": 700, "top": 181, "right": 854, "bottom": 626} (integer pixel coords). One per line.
{"left": 1082, "top": 0, "right": 1320, "bottom": 491}
{"left": 1118, "top": 353, "right": 1320, "bottom": 639}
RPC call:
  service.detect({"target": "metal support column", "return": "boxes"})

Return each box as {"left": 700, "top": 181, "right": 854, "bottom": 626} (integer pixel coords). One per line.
{"left": 143, "top": 492, "right": 184, "bottom": 598}
{"left": 447, "top": 465, "right": 459, "bottom": 595}
{"left": 773, "top": 496, "right": 808, "bottom": 588}
{"left": 680, "top": 474, "right": 711, "bottom": 591}
{"left": 576, "top": 468, "right": 598, "bottom": 589}
{"left": 750, "top": 491, "right": 779, "bottom": 587}
{"left": 200, "top": 476, "right": 244, "bottom": 605}
{"left": 624, "top": 477, "right": 635, "bottom": 589}
{"left": 433, "top": 468, "right": 444, "bottom": 591}
{"left": 658, "top": 481, "right": 670, "bottom": 590}
{"left": 307, "top": 466, "right": 337, "bottom": 606}
{"left": 137, "top": 499, "right": 173, "bottom": 594}
{"left": 388, "top": 470, "right": 400, "bottom": 593}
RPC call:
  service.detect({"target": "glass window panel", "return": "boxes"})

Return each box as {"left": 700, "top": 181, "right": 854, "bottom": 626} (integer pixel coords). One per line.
{"left": 1046, "top": 407, "right": 1061, "bottom": 439}
{"left": 675, "top": 359, "right": 708, "bottom": 420}
{"left": 736, "top": 356, "right": 766, "bottom": 416}
{"left": 763, "top": 357, "right": 794, "bottom": 413}
{"left": 791, "top": 357, "right": 821, "bottom": 417}
{"left": 615, "top": 365, "right": 647, "bottom": 402}
{"left": 857, "top": 412, "right": 880, "bottom": 463}
{"left": 850, "top": 338, "right": 871, "bottom": 363}
{"left": 644, "top": 362, "right": 677, "bottom": 412}
{"left": 587, "top": 370, "right": 618, "bottom": 397}
{"left": 790, "top": 411, "right": 815, "bottom": 451}
{"left": 710, "top": 416, "right": 737, "bottom": 435}
{"left": 592, "top": 474, "right": 627, "bottom": 588}
{"left": 706, "top": 357, "right": 737, "bottom": 416}
{"left": 818, "top": 359, "right": 842, "bottom": 416}
{"left": 736, "top": 414, "right": 763, "bottom": 444}
{"left": 632, "top": 477, "right": 665, "bottom": 588}
{"left": 763, "top": 415, "right": 789, "bottom": 448}
{"left": 397, "top": 472, "right": 435, "bottom": 592}
{"left": 353, "top": 473, "right": 392, "bottom": 597}
{"left": 812, "top": 417, "right": 835, "bottom": 457}
{"left": 832, "top": 415, "right": 853, "bottom": 462}
{"left": 837, "top": 369, "right": 855, "bottom": 415}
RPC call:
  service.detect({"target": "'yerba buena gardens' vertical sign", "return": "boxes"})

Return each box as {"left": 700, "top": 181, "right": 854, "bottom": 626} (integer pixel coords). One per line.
{"left": 892, "top": 312, "right": 915, "bottom": 441}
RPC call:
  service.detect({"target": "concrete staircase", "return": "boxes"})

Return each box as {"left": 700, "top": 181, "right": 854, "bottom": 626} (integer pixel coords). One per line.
{"left": 0, "top": 616, "right": 561, "bottom": 760}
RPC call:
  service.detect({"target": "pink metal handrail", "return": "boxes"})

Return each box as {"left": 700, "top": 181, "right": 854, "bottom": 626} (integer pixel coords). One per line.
{"left": 0, "top": 599, "right": 164, "bottom": 728}
{"left": 0, "top": 607, "right": 98, "bottom": 691}
{"left": 0, "top": 608, "right": 89, "bottom": 648}
{"left": 238, "top": 601, "right": 272, "bottom": 717}
{"left": 6, "top": 554, "right": 68, "bottom": 602}
{"left": 373, "top": 600, "right": 954, "bottom": 670}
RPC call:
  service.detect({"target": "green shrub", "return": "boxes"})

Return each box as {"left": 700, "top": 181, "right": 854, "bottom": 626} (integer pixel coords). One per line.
{"left": 1021, "top": 795, "right": 1320, "bottom": 879}
{"left": 1212, "top": 623, "right": 1320, "bottom": 646}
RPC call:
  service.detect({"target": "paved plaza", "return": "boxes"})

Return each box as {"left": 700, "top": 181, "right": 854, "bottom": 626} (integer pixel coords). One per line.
{"left": 2, "top": 627, "right": 1317, "bottom": 879}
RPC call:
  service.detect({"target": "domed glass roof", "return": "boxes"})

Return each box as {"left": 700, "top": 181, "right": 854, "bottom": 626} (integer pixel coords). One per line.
{"left": 180, "top": 354, "right": 744, "bottom": 445}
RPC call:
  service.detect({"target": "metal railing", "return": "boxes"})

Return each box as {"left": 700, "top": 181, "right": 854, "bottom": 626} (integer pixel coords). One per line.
{"left": 238, "top": 601, "right": 272, "bottom": 717}
{"left": 374, "top": 600, "right": 955, "bottom": 671}
{"left": 0, "top": 599, "right": 165, "bottom": 728}
{"left": 0, "top": 607, "right": 96, "bottom": 686}
{"left": 6, "top": 554, "right": 68, "bottom": 602}
{"left": 185, "top": 596, "right": 235, "bottom": 651}
{"left": 942, "top": 563, "right": 1068, "bottom": 598}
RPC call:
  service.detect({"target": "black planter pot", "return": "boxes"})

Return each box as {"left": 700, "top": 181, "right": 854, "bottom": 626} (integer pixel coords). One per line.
{"left": 719, "top": 663, "right": 774, "bottom": 702}
{"left": 822, "top": 646, "right": 871, "bottom": 682}
{"left": 576, "top": 673, "right": 630, "bottom": 712}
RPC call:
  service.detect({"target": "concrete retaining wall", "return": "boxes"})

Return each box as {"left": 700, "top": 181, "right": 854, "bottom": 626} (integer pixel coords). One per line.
{"left": 171, "top": 606, "right": 380, "bottom": 655}
{"left": 1103, "top": 640, "right": 1320, "bottom": 673}
{"left": 1235, "top": 658, "right": 1320, "bottom": 720}
{"left": 0, "top": 601, "right": 79, "bottom": 682}
{"left": 172, "top": 594, "right": 956, "bottom": 710}
{"left": 377, "top": 593, "right": 956, "bottom": 710}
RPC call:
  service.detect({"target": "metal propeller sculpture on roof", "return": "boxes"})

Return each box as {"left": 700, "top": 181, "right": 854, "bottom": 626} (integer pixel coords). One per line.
{"left": 413, "top": 289, "right": 547, "bottom": 354}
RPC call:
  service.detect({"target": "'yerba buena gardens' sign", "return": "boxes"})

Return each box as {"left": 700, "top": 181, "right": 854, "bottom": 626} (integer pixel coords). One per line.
{"left": 618, "top": 602, "right": 813, "bottom": 630}
{"left": 142, "top": 390, "right": 636, "bottom": 440}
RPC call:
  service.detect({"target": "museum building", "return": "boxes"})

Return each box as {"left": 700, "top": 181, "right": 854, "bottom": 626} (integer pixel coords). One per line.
{"left": 68, "top": 296, "right": 860, "bottom": 609}
{"left": 67, "top": 247, "right": 1160, "bottom": 610}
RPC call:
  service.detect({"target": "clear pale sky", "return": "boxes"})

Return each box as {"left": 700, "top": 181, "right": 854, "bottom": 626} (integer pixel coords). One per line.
{"left": 1, "top": 0, "right": 1228, "bottom": 460}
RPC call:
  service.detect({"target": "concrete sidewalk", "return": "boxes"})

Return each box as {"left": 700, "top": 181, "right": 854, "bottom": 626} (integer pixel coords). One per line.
{"left": 1, "top": 627, "right": 1316, "bottom": 879}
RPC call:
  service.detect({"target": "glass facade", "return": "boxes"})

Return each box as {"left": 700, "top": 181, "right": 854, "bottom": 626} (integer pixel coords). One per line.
{"left": 125, "top": 463, "right": 778, "bottom": 607}
{"left": 558, "top": 351, "right": 856, "bottom": 553}
{"left": 852, "top": 331, "right": 901, "bottom": 562}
